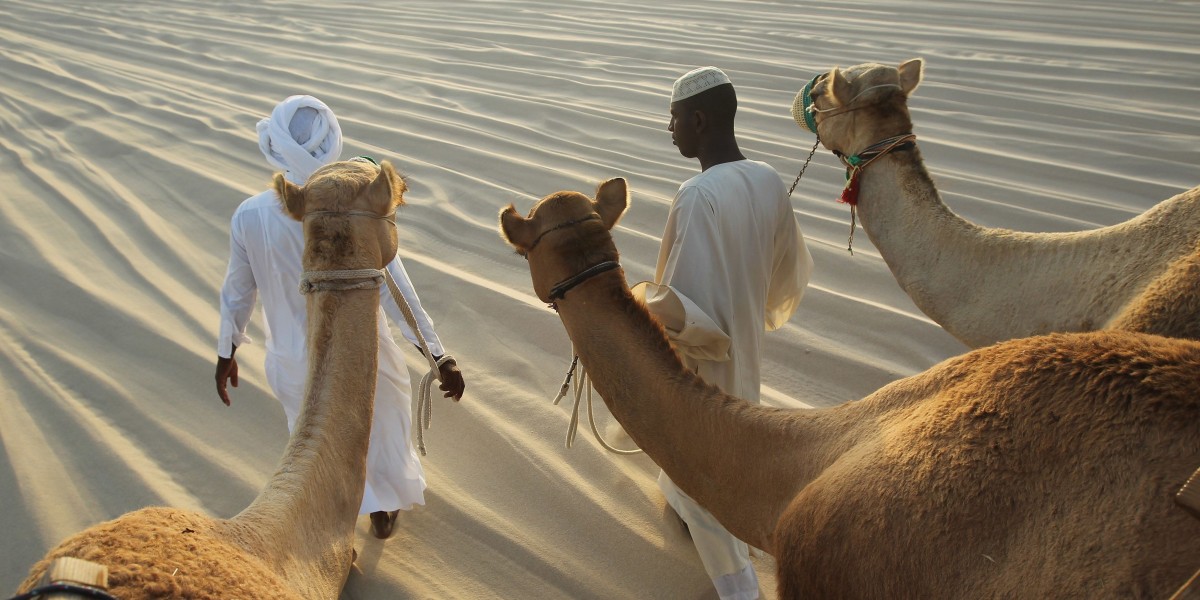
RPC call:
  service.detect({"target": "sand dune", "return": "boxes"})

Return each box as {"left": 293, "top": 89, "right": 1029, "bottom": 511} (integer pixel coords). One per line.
{"left": 1, "top": 0, "right": 1197, "bottom": 597}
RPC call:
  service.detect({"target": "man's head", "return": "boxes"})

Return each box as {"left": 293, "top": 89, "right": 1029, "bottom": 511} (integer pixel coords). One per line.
{"left": 257, "top": 95, "right": 343, "bottom": 184}
{"left": 668, "top": 66, "right": 738, "bottom": 159}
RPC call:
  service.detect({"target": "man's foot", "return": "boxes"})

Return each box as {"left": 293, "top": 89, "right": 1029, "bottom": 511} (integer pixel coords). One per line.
{"left": 370, "top": 510, "right": 399, "bottom": 539}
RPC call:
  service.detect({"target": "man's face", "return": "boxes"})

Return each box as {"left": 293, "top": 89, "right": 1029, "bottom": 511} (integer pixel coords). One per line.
{"left": 668, "top": 102, "right": 699, "bottom": 159}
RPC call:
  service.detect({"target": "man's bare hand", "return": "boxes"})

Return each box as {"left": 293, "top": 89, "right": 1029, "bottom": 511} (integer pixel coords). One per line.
{"left": 437, "top": 359, "right": 466, "bottom": 401}
{"left": 215, "top": 354, "right": 239, "bottom": 406}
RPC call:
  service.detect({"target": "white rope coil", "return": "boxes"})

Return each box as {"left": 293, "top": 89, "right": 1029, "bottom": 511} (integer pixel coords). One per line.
{"left": 383, "top": 269, "right": 450, "bottom": 456}
{"left": 552, "top": 350, "right": 642, "bottom": 456}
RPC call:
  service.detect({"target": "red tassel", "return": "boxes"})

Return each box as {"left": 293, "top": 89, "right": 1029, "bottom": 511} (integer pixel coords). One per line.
{"left": 838, "top": 168, "right": 861, "bottom": 206}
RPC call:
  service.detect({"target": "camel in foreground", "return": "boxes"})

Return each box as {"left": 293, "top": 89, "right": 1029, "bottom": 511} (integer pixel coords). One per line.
{"left": 18, "top": 159, "right": 405, "bottom": 598}
{"left": 499, "top": 178, "right": 1200, "bottom": 598}
{"left": 791, "top": 58, "right": 1200, "bottom": 348}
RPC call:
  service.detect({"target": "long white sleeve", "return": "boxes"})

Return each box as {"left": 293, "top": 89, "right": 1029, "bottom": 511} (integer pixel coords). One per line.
{"left": 380, "top": 255, "right": 445, "bottom": 357}
{"left": 216, "top": 212, "right": 257, "bottom": 358}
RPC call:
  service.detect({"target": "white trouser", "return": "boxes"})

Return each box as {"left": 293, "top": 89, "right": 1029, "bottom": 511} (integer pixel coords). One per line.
{"left": 658, "top": 471, "right": 760, "bottom": 600}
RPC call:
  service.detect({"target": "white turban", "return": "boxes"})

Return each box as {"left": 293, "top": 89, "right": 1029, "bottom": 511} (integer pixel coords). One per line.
{"left": 257, "top": 95, "right": 343, "bottom": 184}
{"left": 671, "top": 66, "right": 732, "bottom": 103}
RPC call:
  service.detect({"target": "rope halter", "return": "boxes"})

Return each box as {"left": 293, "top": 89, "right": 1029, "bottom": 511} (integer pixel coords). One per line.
{"left": 298, "top": 209, "right": 395, "bottom": 293}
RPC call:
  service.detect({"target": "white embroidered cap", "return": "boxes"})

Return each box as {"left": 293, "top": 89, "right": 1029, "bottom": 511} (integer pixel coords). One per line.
{"left": 671, "top": 66, "right": 732, "bottom": 103}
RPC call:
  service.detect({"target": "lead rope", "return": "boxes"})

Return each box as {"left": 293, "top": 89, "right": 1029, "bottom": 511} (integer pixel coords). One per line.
{"left": 551, "top": 348, "right": 642, "bottom": 455}
{"left": 383, "top": 269, "right": 454, "bottom": 456}
{"left": 787, "top": 137, "right": 821, "bottom": 198}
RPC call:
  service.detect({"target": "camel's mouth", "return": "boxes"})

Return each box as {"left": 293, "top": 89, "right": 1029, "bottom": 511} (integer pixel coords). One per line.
{"left": 791, "top": 74, "right": 823, "bottom": 134}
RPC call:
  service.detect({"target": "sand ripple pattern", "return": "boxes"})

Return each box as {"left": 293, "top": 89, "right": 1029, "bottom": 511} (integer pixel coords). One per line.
{"left": 1, "top": 1, "right": 1197, "bottom": 597}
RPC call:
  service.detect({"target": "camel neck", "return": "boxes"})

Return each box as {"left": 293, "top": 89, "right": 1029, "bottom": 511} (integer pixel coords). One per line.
{"left": 552, "top": 275, "right": 841, "bottom": 550}
{"left": 855, "top": 149, "right": 1032, "bottom": 347}
{"left": 853, "top": 148, "right": 1190, "bottom": 347}
{"left": 234, "top": 286, "right": 378, "bottom": 573}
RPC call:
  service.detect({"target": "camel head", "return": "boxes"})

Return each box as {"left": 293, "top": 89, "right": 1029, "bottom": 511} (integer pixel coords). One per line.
{"left": 274, "top": 158, "right": 406, "bottom": 272}
{"left": 499, "top": 177, "right": 629, "bottom": 304}
{"left": 791, "top": 58, "right": 923, "bottom": 157}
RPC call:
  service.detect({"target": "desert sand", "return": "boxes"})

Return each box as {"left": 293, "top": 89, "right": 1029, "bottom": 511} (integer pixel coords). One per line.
{"left": 1, "top": 1, "right": 1197, "bottom": 598}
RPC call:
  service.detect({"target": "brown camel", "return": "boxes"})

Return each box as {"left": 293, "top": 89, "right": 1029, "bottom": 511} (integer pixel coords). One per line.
{"left": 791, "top": 58, "right": 1200, "bottom": 348}
{"left": 499, "top": 178, "right": 1200, "bottom": 598}
{"left": 17, "top": 159, "right": 405, "bottom": 599}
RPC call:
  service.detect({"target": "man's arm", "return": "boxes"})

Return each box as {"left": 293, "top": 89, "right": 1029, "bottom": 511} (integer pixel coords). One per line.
{"left": 764, "top": 206, "right": 813, "bottom": 330}
{"left": 215, "top": 213, "right": 257, "bottom": 405}
{"left": 380, "top": 255, "right": 445, "bottom": 357}
{"left": 381, "top": 256, "right": 466, "bottom": 400}
{"left": 642, "top": 187, "right": 734, "bottom": 360}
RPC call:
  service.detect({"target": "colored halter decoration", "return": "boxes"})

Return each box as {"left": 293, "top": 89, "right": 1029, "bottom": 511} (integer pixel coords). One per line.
{"left": 833, "top": 134, "right": 917, "bottom": 254}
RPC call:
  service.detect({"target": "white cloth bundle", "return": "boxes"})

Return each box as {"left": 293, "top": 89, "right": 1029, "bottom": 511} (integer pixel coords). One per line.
{"left": 257, "top": 95, "right": 343, "bottom": 184}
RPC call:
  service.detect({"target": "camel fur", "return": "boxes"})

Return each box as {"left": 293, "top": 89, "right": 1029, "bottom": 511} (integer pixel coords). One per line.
{"left": 797, "top": 58, "right": 1200, "bottom": 347}
{"left": 18, "top": 159, "right": 406, "bottom": 599}
{"left": 499, "top": 178, "right": 1200, "bottom": 598}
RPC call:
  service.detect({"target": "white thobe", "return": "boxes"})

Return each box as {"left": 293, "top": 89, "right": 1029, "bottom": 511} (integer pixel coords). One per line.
{"left": 217, "top": 189, "right": 445, "bottom": 514}
{"left": 635, "top": 159, "right": 812, "bottom": 600}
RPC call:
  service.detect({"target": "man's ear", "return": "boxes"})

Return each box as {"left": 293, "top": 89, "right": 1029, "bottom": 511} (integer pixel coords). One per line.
{"left": 593, "top": 177, "right": 629, "bottom": 230}
{"left": 499, "top": 204, "right": 534, "bottom": 251}
{"left": 275, "top": 173, "right": 305, "bottom": 221}
{"left": 691, "top": 107, "right": 707, "bottom": 134}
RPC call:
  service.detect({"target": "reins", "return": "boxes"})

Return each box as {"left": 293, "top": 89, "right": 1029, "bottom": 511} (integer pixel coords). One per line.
{"left": 299, "top": 208, "right": 455, "bottom": 456}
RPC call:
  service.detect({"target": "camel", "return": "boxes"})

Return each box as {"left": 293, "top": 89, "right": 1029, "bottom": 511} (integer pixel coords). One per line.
{"left": 791, "top": 58, "right": 1200, "bottom": 348}
{"left": 17, "top": 159, "right": 405, "bottom": 599}
{"left": 499, "top": 178, "right": 1200, "bottom": 598}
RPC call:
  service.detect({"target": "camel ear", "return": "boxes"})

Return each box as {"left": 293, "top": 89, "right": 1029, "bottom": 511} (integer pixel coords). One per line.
{"left": 366, "top": 160, "right": 406, "bottom": 216}
{"left": 593, "top": 177, "right": 629, "bottom": 230}
{"left": 499, "top": 204, "right": 534, "bottom": 250}
{"left": 898, "top": 58, "right": 924, "bottom": 96}
{"left": 828, "top": 66, "right": 852, "bottom": 107}
{"left": 275, "top": 173, "right": 305, "bottom": 221}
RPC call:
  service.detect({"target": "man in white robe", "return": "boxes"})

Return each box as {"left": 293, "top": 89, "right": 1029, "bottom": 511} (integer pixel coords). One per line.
{"left": 636, "top": 67, "right": 813, "bottom": 600}
{"left": 214, "top": 95, "right": 465, "bottom": 540}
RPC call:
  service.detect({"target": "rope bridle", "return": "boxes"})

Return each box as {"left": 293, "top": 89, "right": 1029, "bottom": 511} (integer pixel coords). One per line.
{"left": 298, "top": 208, "right": 455, "bottom": 456}
{"left": 793, "top": 72, "right": 917, "bottom": 252}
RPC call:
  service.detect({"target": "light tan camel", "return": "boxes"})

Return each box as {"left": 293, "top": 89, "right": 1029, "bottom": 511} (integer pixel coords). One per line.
{"left": 792, "top": 58, "right": 1200, "bottom": 348}
{"left": 499, "top": 178, "right": 1200, "bottom": 598}
{"left": 17, "top": 159, "right": 405, "bottom": 599}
